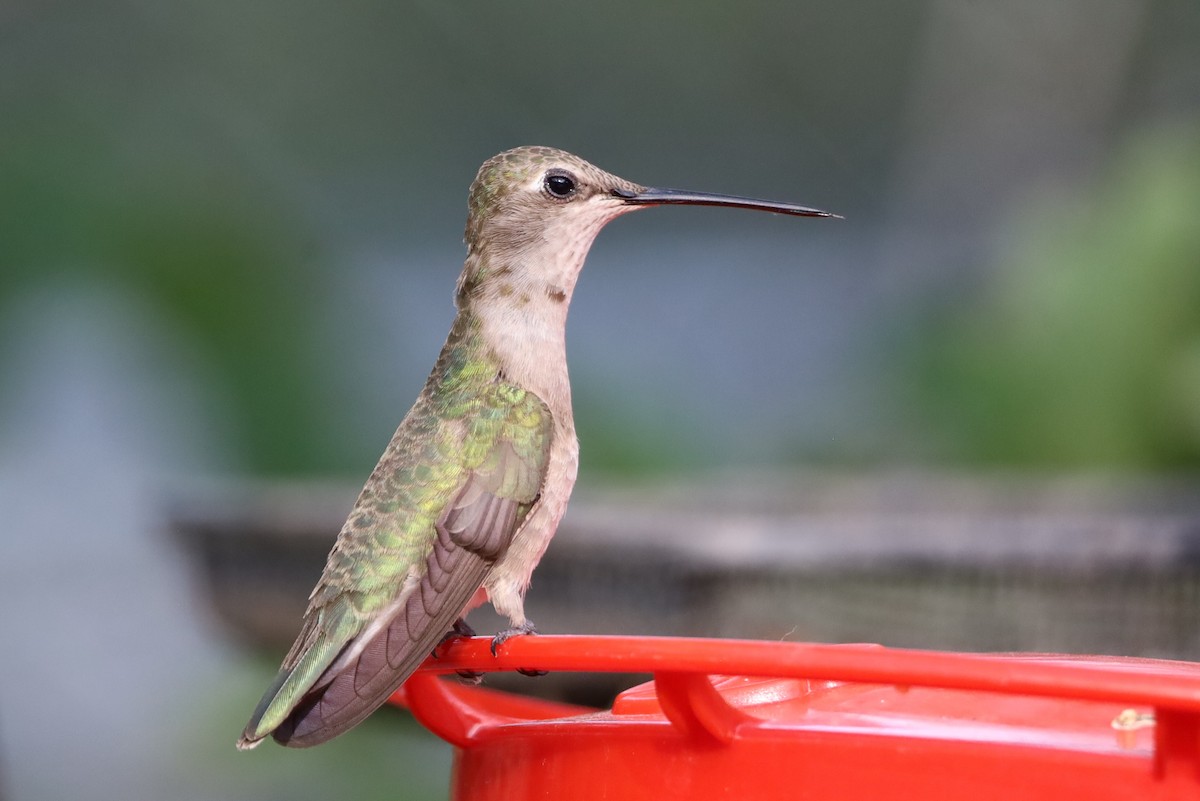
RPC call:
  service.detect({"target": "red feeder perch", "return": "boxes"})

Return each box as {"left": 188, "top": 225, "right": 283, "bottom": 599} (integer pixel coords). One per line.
{"left": 392, "top": 635, "right": 1200, "bottom": 800}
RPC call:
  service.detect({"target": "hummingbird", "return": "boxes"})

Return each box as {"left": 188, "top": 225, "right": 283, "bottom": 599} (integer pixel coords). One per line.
{"left": 237, "top": 146, "right": 836, "bottom": 749}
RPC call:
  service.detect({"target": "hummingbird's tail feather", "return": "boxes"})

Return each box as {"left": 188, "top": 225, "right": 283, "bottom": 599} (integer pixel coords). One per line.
{"left": 237, "top": 610, "right": 354, "bottom": 750}
{"left": 270, "top": 529, "right": 492, "bottom": 748}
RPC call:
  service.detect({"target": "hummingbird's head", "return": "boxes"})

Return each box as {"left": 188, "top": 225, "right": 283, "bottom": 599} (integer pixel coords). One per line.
{"left": 458, "top": 146, "right": 649, "bottom": 308}
{"left": 457, "top": 145, "right": 837, "bottom": 309}
{"left": 465, "top": 147, "right": 644, "bottom": 257}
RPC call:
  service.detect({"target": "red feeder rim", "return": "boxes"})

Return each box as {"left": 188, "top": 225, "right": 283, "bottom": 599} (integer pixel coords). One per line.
{"left": 390, "top": 636, "right": 1200, "bottom": 800}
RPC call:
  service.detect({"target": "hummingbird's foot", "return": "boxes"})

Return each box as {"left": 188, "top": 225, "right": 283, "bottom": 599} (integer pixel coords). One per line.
{"left": 450, "top": 617, "right": 477, "bottom": 638}
{"left": 490, "top": 620, "right": 538, "bottom": 657}
{"left": 491, "top": 622, "right": 548, "bottom": 676}
{"left": 433, "top": 618, "right": 477, "bottom": 658}
{"left": 433, "top": 619, "right": 486, "bottom": 682}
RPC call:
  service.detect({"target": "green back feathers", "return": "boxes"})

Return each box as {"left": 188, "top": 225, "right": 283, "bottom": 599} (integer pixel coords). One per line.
{"left": 239, "top": 315, "right": 552, "bottom": 748}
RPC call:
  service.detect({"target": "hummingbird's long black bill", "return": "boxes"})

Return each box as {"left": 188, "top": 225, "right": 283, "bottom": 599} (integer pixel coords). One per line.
{"left": 613, "top": 187, "right": 840, "bottom": 219}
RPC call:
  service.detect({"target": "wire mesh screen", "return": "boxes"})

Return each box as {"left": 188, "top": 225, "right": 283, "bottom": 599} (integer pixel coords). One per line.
{"left": 518, "top": 530, "right": 1200, "bottom": 661}
{"left": 172, "top": 473, "right": 1200, "bottom": 706}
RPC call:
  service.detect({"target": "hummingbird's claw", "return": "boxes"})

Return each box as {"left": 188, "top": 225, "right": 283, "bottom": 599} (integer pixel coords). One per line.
{"left": 456, "top": 669, "right": 485, "bottom": 684}
{"left": 490, "top": 620, "right": 538, "bottom": 657}
{"left": 517, "top": 667, "right": 549, "bottom": 678}
{"left": 433, "top": 617, "right": 477, "bottom": 659}
{"left": 451, "top": 617, "right": 477, "bottom": 638}
{"left": 439, "top": 619, "right": 488, "bottom": 681}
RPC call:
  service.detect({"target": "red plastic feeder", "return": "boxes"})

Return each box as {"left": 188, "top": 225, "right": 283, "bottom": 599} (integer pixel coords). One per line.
{"left": 392, "top": 636, "right": 1200, "bottom": 800}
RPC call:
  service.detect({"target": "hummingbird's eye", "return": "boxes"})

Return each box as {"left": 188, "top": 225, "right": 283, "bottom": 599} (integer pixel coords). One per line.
{"left": 543, "top": 171, "right": 577, "bottom": 199}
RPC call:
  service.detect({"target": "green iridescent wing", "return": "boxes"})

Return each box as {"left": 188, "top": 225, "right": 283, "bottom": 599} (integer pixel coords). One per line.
{"left": 239, "top": 380, "right": 552, "bottom": 749}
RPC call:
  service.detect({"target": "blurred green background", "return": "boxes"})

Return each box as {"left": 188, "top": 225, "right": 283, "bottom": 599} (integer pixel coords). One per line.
{"left": 2, "top": 0, "right": 1199, "bottom": 799}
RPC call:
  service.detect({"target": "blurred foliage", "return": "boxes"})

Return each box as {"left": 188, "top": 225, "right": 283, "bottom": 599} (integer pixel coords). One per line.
{"left": 0, "top": 0, "right": 925, "bottom": 479}
{"left": 0, "top": 126, "right": 336, "bottom": 474}
{"left": 573, "top": 381, "right": 716, "bottom": 476}
{"left": 909, "top": 123, "right": 1200, "bottom": 467}
{"left": 2, "top": 0, "right": 1197, "bottom": 481}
